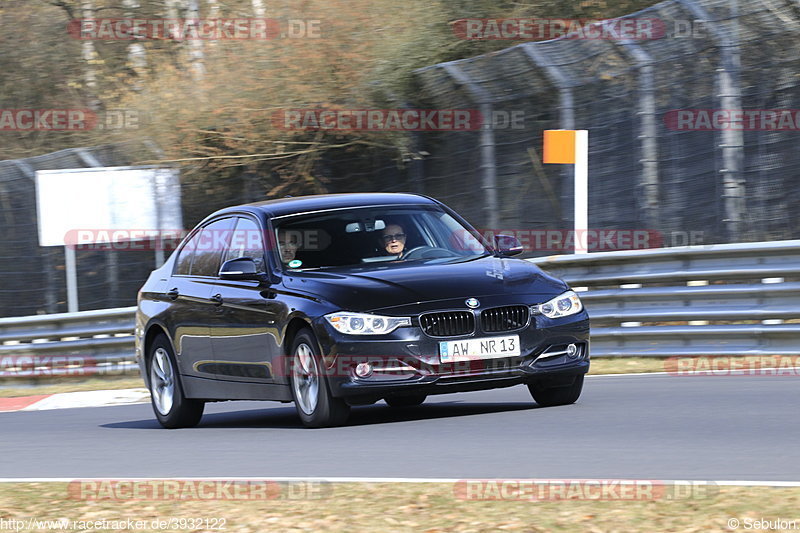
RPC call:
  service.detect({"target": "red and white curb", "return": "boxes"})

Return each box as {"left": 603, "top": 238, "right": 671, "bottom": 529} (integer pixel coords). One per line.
{"left": 0, "top": 388, "right": 150, "bottom": 413}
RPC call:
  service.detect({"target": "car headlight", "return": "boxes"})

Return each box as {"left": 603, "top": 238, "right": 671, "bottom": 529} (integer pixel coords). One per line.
{"left": 325, "top": 312, "right": 411, "bottom": 335}
{"left": 533, "top": 291, "right": 583, "bottom": 318}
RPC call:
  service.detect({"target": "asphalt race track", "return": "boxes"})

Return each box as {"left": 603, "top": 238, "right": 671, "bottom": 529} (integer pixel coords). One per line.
{"left": 2, "top": 374, "right": 798, "bottom": 480}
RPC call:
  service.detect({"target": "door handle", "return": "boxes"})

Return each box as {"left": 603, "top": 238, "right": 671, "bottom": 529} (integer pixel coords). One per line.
{"left": 211, "top": 293, "right": 223, "bottom": 306}
{"left": 167, "top": 288, "right": 179, "bottom": 300}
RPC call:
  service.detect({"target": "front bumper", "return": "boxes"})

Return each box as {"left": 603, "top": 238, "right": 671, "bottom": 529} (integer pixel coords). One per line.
{"left": 313, "top": 313, "right": 590, "bottom": 403}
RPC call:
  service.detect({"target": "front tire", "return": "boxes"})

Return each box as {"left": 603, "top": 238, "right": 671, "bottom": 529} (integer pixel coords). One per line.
{"left": 148, "top": 334, "right": 204, "bottom": 428}
{"left": 528, "top": 375, "right": 584, "bottom": 407}
{"left": 289, "top": 328, "right": 350, "bottom": 428}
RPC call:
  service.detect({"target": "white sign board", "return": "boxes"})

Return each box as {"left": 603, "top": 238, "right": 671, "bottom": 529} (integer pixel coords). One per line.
{"left": 35, "top": 166, "right": 182, "bottom": 247}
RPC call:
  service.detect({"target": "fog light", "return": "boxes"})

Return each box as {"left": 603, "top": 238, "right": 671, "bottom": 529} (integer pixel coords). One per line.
{"left": 355, "top": 362, "right": 373, "bottom": 378}
{"left": 566, "top": 343, "right": 579, "bottom": 358}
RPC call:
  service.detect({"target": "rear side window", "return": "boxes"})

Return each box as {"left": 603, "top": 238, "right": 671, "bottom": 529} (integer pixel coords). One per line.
{"left": 174, "top": 230, "right": 200, "bottom": 276}
{"left": 191, "top": 217, "right": 236, "bottom": 277}
{"left": 224, "top": 217, "right": 267, "bottom": 273}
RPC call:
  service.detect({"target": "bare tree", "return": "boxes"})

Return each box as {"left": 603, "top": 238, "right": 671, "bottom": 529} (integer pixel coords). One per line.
{"left": 81, "top": 0, "right": 101, "bottom": 109}
{"left": 206, "top": 0, "right": 220, "bottom": 48}
{"left": 164, "top": 0, "right": 180, "bottom": 19}
{"left": 123, "top": 0, "right": 147, "bottom": 84}
{"left": 185, "top": 0, "right": 205, "bottom": 80}
{"left": 163, "top": 0, "right": 204, "bottom": 80}
{"left": 252, "top": 0, "right": 265, "bottom": 18}
{"left": 207, "top": 0, "right": 219, "bottom": 18}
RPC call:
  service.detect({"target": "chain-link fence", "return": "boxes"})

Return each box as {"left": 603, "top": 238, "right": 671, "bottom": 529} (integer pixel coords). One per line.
{"left": 3, "top": 0, "right": 800, "bottom": 318}
{"left": 0, "top": 141, "right": 413, "bottom": 317}
{"left": 0, "top": 142, "right": 160, "bottom": 317}
{"left": 414, "top": 0, "right": 800, "bottom": 246}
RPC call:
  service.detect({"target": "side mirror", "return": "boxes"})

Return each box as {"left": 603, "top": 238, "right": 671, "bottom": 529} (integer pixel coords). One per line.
{"left": 494, "top": 234, "right": 524, "bottom": 256}
{"left": 219, "top": 257, "right": 266, "bottom": 281}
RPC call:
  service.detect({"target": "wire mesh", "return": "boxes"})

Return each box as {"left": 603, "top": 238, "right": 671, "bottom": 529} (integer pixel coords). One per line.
{"left": 2, "top": 0, "right": 800, "bottom": 317}
{"left": 414, "top": 0, "right": 800, "bottom": 248}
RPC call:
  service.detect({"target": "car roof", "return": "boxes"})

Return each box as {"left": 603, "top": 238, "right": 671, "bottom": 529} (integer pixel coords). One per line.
{"left": 211, "top": 192, "right": 439, "bottom": 219}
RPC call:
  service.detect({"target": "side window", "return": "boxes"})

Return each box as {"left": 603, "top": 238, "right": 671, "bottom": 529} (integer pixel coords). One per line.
{"left": 190, "top": 217, "right": 236, "bottom": 277}
{"left": 224, "top": 217, "right": 266, "bottom": 273}
{"left": 174, "top": 230, "right": 201, "bottom": 276}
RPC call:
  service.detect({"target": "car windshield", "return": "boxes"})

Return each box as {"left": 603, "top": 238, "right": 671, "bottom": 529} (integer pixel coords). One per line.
{"left": 272, "top": 204, "right": 490, "bottom": 270}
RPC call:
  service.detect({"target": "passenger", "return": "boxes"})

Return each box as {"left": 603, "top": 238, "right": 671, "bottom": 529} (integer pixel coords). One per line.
{"left": 277, "top": 230, "right": 300, "bottom": 264}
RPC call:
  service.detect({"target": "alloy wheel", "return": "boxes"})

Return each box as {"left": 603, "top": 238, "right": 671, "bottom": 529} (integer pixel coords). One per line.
{"left": 292, "top": 343, "right": 320, "bottom": 415}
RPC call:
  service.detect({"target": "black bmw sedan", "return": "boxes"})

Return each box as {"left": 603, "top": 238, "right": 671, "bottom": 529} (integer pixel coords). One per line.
{"left": 135, "top": 193, "right": 590, "bottom": 428}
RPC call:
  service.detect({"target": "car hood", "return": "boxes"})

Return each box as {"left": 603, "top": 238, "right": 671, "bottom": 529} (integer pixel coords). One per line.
{"left": 280, "top": 255, "right": 569, "bottom": 314}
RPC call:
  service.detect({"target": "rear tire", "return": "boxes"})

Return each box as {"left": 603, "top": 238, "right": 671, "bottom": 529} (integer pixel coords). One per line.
{"left": 289, "top": 328, "right": 350, "bottom": 428}
{"left": 385, "top": 395, "right": 427, "bottom": 407}
{"left": 147, "top": 334, "right": 204, "bottom": 428}
{"left": 528, "top": 375, "right": 584, "bottom": 407}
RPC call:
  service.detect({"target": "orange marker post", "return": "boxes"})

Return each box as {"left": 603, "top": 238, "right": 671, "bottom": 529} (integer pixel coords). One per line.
{"left": 543, "top": 130, "right": 589, "bottom": 254}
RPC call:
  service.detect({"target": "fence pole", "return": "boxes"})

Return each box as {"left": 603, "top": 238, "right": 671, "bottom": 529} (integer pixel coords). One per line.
{"left": 678, "top": 0, "right": 745, "bottom": 242}
{"left": 64, "top": 245, "right": 78, "bottom": 313}
{"left": 441, "top": 64, "right": 499, "bottom": 229}
{"left": 520, "top": 44, "right": 575, "bottom": 130}
{"left": 521, "top": 44, "right": 577, "bottom": 228}
{"left": 616, "top": 37, "right": 661, "bottom": 230}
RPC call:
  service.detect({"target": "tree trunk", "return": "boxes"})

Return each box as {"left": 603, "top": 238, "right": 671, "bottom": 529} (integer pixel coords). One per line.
{"left": 165, "top": 0, "right": 180, "bottom": 20}
{"left": 164, "top": 0, "right": 205, "bottom": 80}
{"left": 81, "top": 0, "right": 101, "bottom": 109}
{"left": 123, "top": 0, "right": 147, "bottom": 84}
{"left": 252, "top": 0, "right": 266, "bottom": 18}
{"left": 185, "top": 0, "right": 205, "bottom": 80}
{"left": 206, "top": 0, "right": 219, "bottom": 47}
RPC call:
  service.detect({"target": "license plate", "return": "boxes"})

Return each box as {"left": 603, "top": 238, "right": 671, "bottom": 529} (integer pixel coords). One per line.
{"left": 439, "top": 335, "right": 520, "bottom": 363}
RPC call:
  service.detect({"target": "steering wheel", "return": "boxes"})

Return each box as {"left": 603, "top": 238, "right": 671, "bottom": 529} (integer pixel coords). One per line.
{"left": 401, "top": 246, "right": 459, "bottom": 260}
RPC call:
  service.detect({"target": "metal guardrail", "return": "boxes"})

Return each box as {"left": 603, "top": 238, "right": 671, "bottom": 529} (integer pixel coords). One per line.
{"left": 530, "top": 240, "right": 800, "bottom": 357}
{"left": 1, "top": 239, "right": 799, "bottom": 379}
{"left": 0, "top": 307, "right": 137, "bottom": 378}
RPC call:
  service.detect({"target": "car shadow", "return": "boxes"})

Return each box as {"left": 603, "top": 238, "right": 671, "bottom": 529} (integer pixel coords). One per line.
{"left": 344, "top": 400, "right": 540, "bottom": 427}
{"left": 103, "top": 400, "right": 540, "bottom": 430}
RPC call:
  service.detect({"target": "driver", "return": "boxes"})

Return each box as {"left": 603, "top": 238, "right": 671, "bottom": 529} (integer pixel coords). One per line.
{"left": 381, "top": 224, "right": 407, "bottom": 257}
